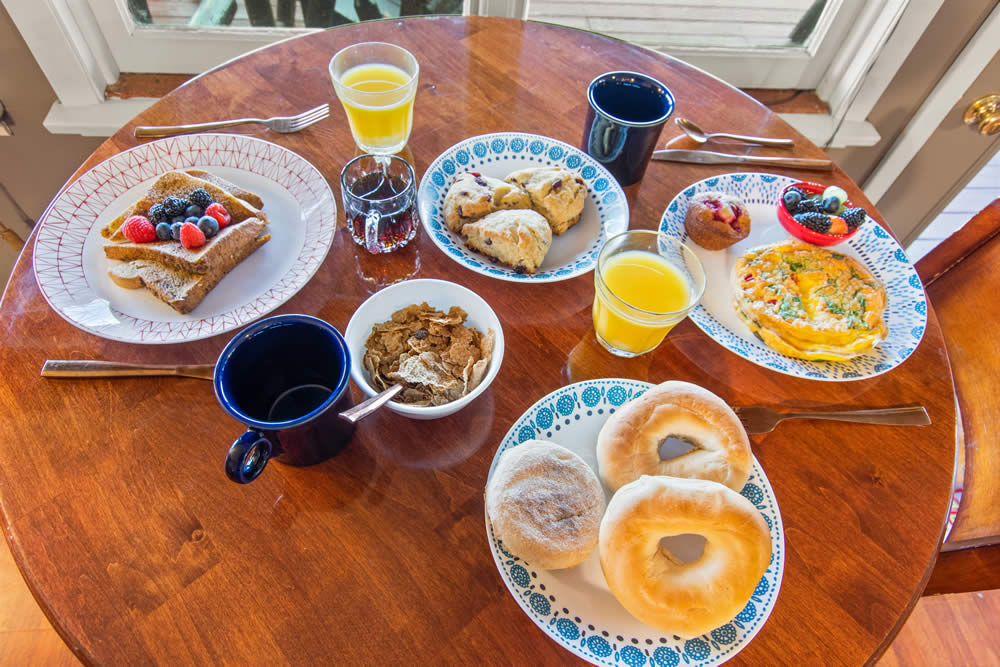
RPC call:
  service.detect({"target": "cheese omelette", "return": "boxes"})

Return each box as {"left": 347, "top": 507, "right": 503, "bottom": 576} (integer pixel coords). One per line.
{"left": 732, "top": 240, "right": 888, "bottom": 361}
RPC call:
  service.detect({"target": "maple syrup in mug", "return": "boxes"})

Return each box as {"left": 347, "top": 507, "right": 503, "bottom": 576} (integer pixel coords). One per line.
{"left": 341, "top": 154, "right": 419, "bottom": 254}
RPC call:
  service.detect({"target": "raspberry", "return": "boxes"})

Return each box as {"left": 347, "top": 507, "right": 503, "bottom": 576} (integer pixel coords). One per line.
{"left": 179, "top": 222, "right": 206, "bottom": 249}
{"left": 204, "top": 202, "right": 231, "bottom": 228}
{"left": 121, "top": 215, "right": 157, "bottom": 243}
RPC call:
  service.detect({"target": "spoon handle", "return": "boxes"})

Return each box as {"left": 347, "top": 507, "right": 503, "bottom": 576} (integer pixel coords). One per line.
{"left": 41, "top": 360, "right": 214, "bottom": 380}
{"left": 711, "top": 132, "right": 795, "bottom": 147}
{"left": 339, "top": 384, "right": 404, "bottom": 424}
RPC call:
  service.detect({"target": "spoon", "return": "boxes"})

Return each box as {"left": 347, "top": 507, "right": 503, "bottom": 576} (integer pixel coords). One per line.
{"left": 675, "top": 117, "right": 794, "bottom": 148}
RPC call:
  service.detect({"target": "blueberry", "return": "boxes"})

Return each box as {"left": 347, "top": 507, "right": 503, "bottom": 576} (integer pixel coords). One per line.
{"left": 155, "top": 222, "right": 173, "bottom": 241}
{"left": 185, "top": 204, "right": 203, "bottom": 218}
{"left": 185, "top": 216, "right": 200, "bottom": 224}
{"left": 147, "top": 203, "right": 167, "bottom": 223}
{"left": 197, "top": 215, "right": 219, "bottom": 238}
{"left": 821, "top": 196, "right": 841, "bottom": 214}
{"left": 162, "top": 196, "right": 189, "bottom": 217}
{"left": 188, "top": 188, "right": 213, "bottom": 209}
{"left": 782, "top": 189, "right": 802, "bottom": 210}
{"left": 171, "top": 215, "right": 185, "bottom": 224}
{"left": 170, "top": 222, "right": 183, "bottom": 241}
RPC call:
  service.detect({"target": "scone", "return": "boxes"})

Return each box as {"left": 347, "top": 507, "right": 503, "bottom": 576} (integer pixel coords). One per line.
{"left": 684, "top": 192, "right": 751, "bottom": 250}
{"left": 443, "top": 172, "right": 531, "bottom": 233}
{"left": 462, "top": 209, "right": 552, "bottom": 274}
{"left": 505, "top": 167, "right": 586, "bottom": 235}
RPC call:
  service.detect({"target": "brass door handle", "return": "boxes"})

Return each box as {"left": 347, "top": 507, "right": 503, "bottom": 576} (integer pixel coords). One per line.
{"left": 964, "top": 94, "right": 1000, "bottom": 135}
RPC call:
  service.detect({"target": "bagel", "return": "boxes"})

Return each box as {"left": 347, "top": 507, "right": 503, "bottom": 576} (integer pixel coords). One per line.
{"left": 596, "top": 381, "right": 751, "bottom": 493}
{"left": 486, "top": 440, "right": 606, "bottom": 569}
{"left": 599, "top": 475, "right": 771, "bottom": 637}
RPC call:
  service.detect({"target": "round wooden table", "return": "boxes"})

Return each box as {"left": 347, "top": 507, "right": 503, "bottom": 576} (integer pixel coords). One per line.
{"left": 0, "top": 17, "right": 957, "bottom": 666}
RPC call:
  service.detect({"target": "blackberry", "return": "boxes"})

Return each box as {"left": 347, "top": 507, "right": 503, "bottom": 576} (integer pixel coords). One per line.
{"left": 188, "top": 188, "right": 213, "bottom": 209}
{"left": 795, "top": 197, "right": 821, "bottom": 214}
{"left": 794, "top": 211, "right": 832, "bottom": 234}
{"left": 147, "top": 203, "right": 168, "bottom": 223}
{"left": 841, "top": 207, "right": 866, "bottom": 229}
{"left": 162, "top": 196, "right": 190, "bottom": 217}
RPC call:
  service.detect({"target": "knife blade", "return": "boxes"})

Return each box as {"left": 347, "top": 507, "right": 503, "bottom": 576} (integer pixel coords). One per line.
{"left": 652, "top": 149, "right": 833, "bottom": 170}
{"left": 41, "top": 360, "right": 214, "bottom": 380}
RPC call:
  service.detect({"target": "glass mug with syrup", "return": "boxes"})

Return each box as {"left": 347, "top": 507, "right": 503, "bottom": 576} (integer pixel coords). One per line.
{"left": 341, "top": 154, "right": 419, "bottom": 254}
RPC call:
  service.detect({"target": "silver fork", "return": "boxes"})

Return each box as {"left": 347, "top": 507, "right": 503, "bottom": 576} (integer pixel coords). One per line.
{"left": 734, "top": 405, "right": 930, "bottom": 434}
{"left": 133, "top": 104, "right": 330, "bottom": 138}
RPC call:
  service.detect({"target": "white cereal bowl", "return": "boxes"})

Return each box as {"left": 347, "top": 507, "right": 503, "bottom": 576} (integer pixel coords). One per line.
{"left": 343, "top": 279, "right": 505, "bottom": 420}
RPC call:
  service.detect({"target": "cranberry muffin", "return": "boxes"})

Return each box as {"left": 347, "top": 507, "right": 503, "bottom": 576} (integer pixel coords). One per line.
{"left": 684, "top": 192, "right": 751, "bottom": 250}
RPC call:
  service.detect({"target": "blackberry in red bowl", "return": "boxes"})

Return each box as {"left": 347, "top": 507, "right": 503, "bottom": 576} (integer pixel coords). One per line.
{"left": 777, "top": 181, "right": 866, "bottom": 246}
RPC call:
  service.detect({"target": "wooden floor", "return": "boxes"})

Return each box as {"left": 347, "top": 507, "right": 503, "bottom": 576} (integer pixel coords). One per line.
{"left": 1, "top": 536, "right": 997, "bottom": 665}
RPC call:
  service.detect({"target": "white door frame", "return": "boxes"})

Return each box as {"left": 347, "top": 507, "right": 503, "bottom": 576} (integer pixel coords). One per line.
{"left": 864, "top": 2, "right": 1000, "bottom": 205}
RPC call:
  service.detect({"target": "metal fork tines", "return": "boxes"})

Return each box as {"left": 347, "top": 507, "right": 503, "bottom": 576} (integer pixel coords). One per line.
{"left": 133, "top": 103, "right": 330, "bottom": 139}
{"left": 734, "top": 405, "right": 931, "bottom": 434}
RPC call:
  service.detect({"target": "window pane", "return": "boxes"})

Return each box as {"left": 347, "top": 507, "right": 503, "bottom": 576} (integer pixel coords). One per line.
{"left": 129, "top": 0, "right": 463, "bottom": 29}
{"left": 528, "top": 0, "right": 830, "bottom": 49}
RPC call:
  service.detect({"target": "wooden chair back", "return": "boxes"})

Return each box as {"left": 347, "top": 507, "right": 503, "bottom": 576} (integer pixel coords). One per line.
{"left": 917, "top": 199, "right": 1000, "bottom": 594}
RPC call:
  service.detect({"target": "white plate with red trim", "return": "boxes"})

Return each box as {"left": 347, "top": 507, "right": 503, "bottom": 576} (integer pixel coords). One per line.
{"left": 32, "top": 134, "right": 336, "bottom": 344}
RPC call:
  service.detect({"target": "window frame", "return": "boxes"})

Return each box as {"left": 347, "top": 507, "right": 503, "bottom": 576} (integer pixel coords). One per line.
{"left": 5, "top": 0, "right": 941, "bottom": 148}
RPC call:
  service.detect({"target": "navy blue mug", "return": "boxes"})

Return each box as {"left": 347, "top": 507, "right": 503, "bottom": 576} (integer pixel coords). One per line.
{"left": 215, "top": 314, "right": 355, "bottom": 484}
{"left": 582, "top": 71, "right": 675, "bottom": 186}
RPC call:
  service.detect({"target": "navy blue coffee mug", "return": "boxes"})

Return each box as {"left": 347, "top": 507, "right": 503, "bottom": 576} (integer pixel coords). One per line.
{"left": 582, "top": 71, "right": 675, "bottom": 186}
{"left": 215, "top": 314, "right": 354, "bottom": 484}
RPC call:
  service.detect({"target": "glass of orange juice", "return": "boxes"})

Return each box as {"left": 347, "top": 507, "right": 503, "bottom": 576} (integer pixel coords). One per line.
{"left": 329, "top": 42, "right": 419, "bottom": 155}
{"left": 592, "top": 230, "right": 705, "bottom": 357}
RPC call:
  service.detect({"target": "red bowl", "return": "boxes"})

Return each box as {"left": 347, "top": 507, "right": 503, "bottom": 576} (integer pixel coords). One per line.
{"left": 777, "top": 181, "right": 861, "bottom": 246}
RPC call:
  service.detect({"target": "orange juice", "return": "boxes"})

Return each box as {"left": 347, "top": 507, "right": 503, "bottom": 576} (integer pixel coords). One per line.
{"left": 593, "top": 250, "right": 692, "bottom": 355}
{"left": 338, "top": 63, "right": 416, "bottom": 153}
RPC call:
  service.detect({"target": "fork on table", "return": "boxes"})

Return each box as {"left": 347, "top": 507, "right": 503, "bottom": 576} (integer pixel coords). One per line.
{"left": 734, "top": 405, "right": 931, "bottom": 434}
{"left": 133, "top": 103, "right": 330, "bottom": 139}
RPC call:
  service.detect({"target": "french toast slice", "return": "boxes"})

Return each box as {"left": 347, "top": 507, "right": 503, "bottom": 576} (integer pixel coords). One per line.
{"left": 101, "top": 170, "right": 268, "bottom": 241}
{"left": 104, "top": 218, "right": 270, "bottom": 274}
{"left": 107, "top": 224, "right": 271, "bottom": 314}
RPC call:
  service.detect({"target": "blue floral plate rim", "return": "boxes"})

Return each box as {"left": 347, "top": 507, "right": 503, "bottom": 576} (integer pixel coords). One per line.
{"left": 486, "top": 379, "right": 784, "bottom": 667}
{"left": 417, "top": 132, "right": 629, "bottom": 283}
{"left": 658, "top": 172, "right": 928, "bottom": 382}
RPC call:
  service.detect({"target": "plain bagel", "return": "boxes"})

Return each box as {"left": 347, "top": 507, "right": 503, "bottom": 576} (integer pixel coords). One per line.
{"left": 596, "top": 381, "right": 751, "bottom": 493}
{"left": 486, "top": 440, "right": 605, "bottom": 569}
{"left": 599, "top": 475, "right": 771, "bottom": 637}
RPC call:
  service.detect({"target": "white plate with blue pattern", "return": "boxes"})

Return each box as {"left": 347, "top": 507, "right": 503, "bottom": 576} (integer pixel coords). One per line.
{"left": 418, "top": 133, "right": 628, "bottom": 282}
{"left": 486, "top": 379, "right": 784, "bottom": 666}
{"left": 659, "top": 173, "right": 927, "bottom": 381}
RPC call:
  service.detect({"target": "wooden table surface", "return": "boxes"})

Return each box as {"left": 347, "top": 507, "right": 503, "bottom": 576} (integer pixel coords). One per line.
{"left": 0, "top": 17, "right": 957, "bottom": 666}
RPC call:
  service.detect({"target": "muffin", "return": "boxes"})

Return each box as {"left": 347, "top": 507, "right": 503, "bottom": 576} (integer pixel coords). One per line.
{"left": 462, "top": 209, "right": 552, "bottom": 274}
{"left": 443, "top": 172, "right": 531, "bottom": 233}
{"left": 684, "top": 192, "right": 751, "bottom": 250}
{"left": 505, "top": 168, "right": 587, "bottom": 235}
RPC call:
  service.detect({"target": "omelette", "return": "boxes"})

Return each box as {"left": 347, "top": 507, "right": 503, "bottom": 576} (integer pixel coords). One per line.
{"left": 732, "top": 240, "right": 888, "bottom": 361}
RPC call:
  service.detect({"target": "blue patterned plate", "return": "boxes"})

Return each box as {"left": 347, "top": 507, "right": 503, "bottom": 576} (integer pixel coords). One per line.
{"left": 659, "top": 173, "right": 927, "bottom": 381}
{"left": 418, "top": 133, "right": 628, "bottom": 282}
{"left": 486, "top": 379, "right": 784, "bottom": 666}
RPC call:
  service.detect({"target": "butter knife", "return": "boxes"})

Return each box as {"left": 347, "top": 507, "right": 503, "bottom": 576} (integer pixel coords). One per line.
{"left": 652, "top": 149, "right": 833, "bottom": 170}
{"left": 42, "top": 360, "right": 214, "bottom": 380}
